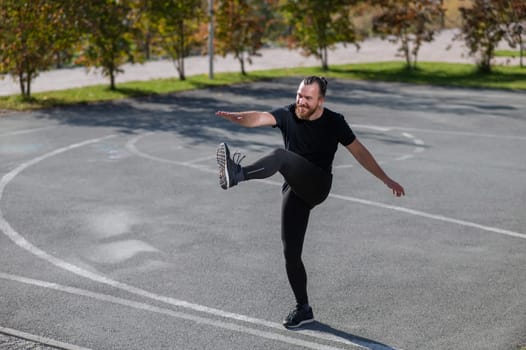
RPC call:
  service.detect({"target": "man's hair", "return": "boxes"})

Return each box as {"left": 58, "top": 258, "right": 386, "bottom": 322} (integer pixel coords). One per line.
{"left": 302, "top": 76, "right": 328, "bottom": 97}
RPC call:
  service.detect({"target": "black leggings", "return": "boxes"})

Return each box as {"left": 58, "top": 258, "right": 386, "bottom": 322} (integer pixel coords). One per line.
{"left": 243, "top": 148, "right": 332, "bottom": 305}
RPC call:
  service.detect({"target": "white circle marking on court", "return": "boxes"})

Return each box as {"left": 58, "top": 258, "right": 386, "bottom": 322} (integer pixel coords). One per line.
{"left": 127, "top": 131, "right": 526, "bottom": 241}
{"left": 1, "top": 129, "right": 524, "bottom": 350}
{"left": 0, "top": 136, "right": 393, "bottom": 350}
{"left": 0, "top": 272, "right": 368, "bottom": 350}
{"left": 334, "top": 126, "right": 426, "bottom": 169}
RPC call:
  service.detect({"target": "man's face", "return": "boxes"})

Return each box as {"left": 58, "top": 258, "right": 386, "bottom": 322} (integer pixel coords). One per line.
{"left": 295, "top": 82, "right": 324, "bottom": 120}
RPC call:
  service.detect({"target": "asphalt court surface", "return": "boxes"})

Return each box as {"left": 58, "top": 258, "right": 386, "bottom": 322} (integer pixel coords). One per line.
{"left": 0, "top": 78, "right": 525, "bottom": 350}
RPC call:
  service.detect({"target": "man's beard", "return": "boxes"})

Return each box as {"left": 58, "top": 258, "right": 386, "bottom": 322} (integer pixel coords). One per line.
{"left": 295, "top": 104, "right": 317, "bottom": 120}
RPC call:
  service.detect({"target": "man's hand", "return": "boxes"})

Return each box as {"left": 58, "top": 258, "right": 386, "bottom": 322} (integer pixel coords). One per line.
{"left": 216, "top": 111, "right": 243, "bottom": 122}
{"left": 215, "top": 111, "right": 276, "bottom": 128}
{"left": 346, "top": 139, "right": 405, "bottom": 197}
{"left": 384, "top": 178, "right": 405, "bottom": 197}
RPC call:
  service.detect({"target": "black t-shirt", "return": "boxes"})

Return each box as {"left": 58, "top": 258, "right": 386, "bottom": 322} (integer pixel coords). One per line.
{"left": 270, "top": 104, "right": 356, "bottom": 172}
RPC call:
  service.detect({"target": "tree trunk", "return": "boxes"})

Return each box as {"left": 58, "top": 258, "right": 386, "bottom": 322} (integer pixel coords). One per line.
{"left": 321, "top": 46, "right": 328, "bottom": 71}
{"left": 26, "top": 70, "right": 31, "bottom": 98}
{"left": 145, "top": 33, "right": 151, "bottom": 61}
{"left": 177, "top": 56, "right": 186, "bottom": 81}
{"left": 110, "top": 69, "right": 116, "bottom": 90}
{"left": 19, "top": 72, "right": 26, "bottom": 97}
{"left": 412, "top": 41, "right": 421, "bottom": 70}
{"left": 480, "top": 45, "right": 494, "bottom": 73}
{"left": 520, "top": 37, "right": 524, "bottom": 68}
{"left": 239, "top": 56, "right": 246, "bottom": 75}
{"left": 179, "top": 22, "right": 186, "bottom": 80}
{"left": 402, "top": 34, "right": 411, "bottom": 70}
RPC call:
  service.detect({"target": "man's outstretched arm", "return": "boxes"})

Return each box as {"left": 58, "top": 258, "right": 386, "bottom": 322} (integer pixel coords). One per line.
{"left": 216, "top": 111, "right": 276, "bottom": 128}
{"left": 346, "top": 139, "right": 405, "bottom": 197}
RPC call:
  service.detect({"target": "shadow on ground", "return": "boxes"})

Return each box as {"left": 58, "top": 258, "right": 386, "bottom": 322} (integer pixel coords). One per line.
{"left": 297, "top": 321, "right": 400, "bottom": 350}
{"left": 28, "top": 77, "right": 524, "bottom": 150}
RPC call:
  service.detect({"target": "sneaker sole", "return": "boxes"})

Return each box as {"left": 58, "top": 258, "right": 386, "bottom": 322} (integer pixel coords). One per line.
{"left": 283, "top": 317, "right": 314, "bottom": 329}
{"left": 216, "top": 143, "right": 229, "bottom": 190}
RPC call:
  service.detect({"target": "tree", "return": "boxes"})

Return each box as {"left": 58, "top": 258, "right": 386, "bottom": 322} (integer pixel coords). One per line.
{"left": 458, "top": 0, "right": 507, "bottom": 73}
{"left": 372, "top": 0, "right": 445, "bottom": 70}
{"left": 0, "top": 0, "right": 79, "bottom": 98}
{"left": 147, "top": 0, "right": 205, "bottom": 80}
{"left": 215, "top": 0, "right": 277, "bottom": 75}
{"left": 281, "top": 0, "right": 359, "bottom": 71}
{"left": 129, "top": 0, "right": 160, "bottom": 61}
{"left": 75, "top": 0, "right": 136, "bottom": 90}
{"left": 502, "top": 0, "right": 526, "bottom": 68}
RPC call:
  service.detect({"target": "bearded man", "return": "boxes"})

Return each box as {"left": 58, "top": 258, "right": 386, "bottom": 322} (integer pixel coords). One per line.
{"left": 215, "top": 76, "right": 405, "bottom": 328}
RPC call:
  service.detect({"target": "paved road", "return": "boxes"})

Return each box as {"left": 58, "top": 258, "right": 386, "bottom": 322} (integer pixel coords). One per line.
{"left": 1, "top": 78, "right": 525, "bottom": 350}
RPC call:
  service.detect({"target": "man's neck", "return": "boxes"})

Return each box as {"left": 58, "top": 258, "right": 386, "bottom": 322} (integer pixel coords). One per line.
{"left": 306, "top": 107, "right": 324, "bottom": 121}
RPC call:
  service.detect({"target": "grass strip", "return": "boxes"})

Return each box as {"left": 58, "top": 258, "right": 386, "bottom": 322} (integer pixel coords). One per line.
{"left": 494, "top": 50, "right": 522, "bottom": 58}
{"left": 1, "top": 61, "right": 525, "bottom": 111}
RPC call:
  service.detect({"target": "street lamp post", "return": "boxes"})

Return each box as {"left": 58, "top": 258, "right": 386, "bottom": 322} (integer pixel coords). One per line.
{"left": 208, "top": 0, "right": 214, "bottom": 79}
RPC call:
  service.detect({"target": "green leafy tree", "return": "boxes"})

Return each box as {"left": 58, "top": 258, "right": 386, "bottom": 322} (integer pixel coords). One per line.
{"left": 75, "top": 0, "right": 137, "bottom": 90}
{"left": 372, "top": 0, "right": 445, "bottom": 70}
{"left": 503, "top": 0, "right": 526, "bottom": 67}
{"left": 215, "top": 0, "right": 276, "bottom": 75}
{"left": 148, "top": 0, "right": 205, "bottom": 80}
{"left": 258, "top": 0, "right": 288, "bottom": 45}
{"left": 458, "top": 0, "right": 507, "bottom": 73}
{"left": 282, "top": 0, "right": 359, "bottom": 71}
{"left": 0, "top": 0, "right": 79, "bottom": 98}
{"left": 129, "top": 0, "right": 161, "bottom": 61}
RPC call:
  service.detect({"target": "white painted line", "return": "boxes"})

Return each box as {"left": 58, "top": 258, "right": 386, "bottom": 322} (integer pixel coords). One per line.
{"left": 0, "top": 272, "right": 360, "bottom": 350}
{"left": 364, "top": 126, "right": 526, "bottom": 141}
{"left": 0, "top": 135, "right": 117, "bottom": 190}
{"left": 394, "top": 154, "right": 414, "bottom": 161}
{"left": 333, "top": 164, "right": 354, "bottom": 169}
{"left": 402, "top": 132, "right": 425, "bottom": 150}
{"left": 241, "top": 175, "right": 526, "bottom": 240}
{"left": 0, "top": 325, "right": 92, "bottom": 350}
{"left": 351, "top": 125, "right": 391, "bottom": 132}
{"left": 0, "top": 135, "right": 382, "bottom": 350}
{"left": 129, "top": 132, "right": 526, "bottom": 241}
{"left": 0, "top": 126, "right": 57, "bottom": 138}
{"left": 125, "top": 133, "right": 215, "bottom": 173}
{"left": 0, "top": 132, "right": 521, "bottom": 350}
{"left": 329, "top": 193, "right": 526, "bottom": 240}
{"left": 354, "top": 125, "right": 426, "bottom": 162}
{"left": 182, "top": 154, "right": 217, "bottom": 165}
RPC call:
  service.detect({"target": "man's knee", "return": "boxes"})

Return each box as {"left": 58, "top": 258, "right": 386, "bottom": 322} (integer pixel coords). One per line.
{"left": 283, "top": 246, "right": 302, "bottom": 266}
{"left": 270, "top": 148, "right": 287, "bottom": 160}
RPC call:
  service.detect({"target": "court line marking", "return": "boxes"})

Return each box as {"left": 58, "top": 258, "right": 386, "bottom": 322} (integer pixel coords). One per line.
{"left": 0, "top": 272, "right": 358, "bottom": 350}
{"left": 183, "top": 154, "right": 217, "bottom": 165}
{"left": 128, "top": 132, "right": 525, "bottom": 240}
{"left": 328, "top": 194, "right": 526, "bottom": 240}
{"left": 247, "top": 179, "right": 526, "bottom": 240}
{"left": 125, "top": 134, "right": 215, "bottom": 173}
{"left": 1, "top": 132, "right": 522, "bottom": 350}
{"left": 0, "top": 136, "right": 388, "bottom": 350}
{"left": 0, "top": 324, "right": 92, "bottom": 350}
{"left": 351, "top": 124, "right": 526, "bottom": 141}
{"left": 0, "top": 115, "right": 520, "bottom": 348}
{"left": 0, "top": 126, "right": 58, "bottom": 138}
{"left": 335, "top": 127, "right": 426, "bottom": 169}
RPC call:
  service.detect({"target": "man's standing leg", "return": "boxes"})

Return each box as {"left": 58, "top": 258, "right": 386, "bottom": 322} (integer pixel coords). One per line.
{"left": 281, "top": 185, "right": 315, "bottom": 328}
{"left": 216, "top": 143, "right": 328, "bottom": 328}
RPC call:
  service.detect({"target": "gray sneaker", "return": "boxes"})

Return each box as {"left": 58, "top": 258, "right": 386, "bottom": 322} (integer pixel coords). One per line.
{"left": 216, "top": 143, "right": 245, "bottom": 189}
